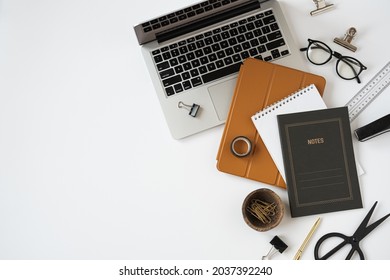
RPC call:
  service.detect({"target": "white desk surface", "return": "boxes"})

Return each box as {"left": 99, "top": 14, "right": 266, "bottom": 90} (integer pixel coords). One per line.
{"left": 1, "top": 0, "right": 389, "bottom": 260}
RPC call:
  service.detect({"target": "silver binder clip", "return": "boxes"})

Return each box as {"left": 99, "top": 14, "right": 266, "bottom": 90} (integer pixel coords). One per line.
{"left": 334, "top": 27, "right": 358, "bottom": 52}
{"left": 178, "top": 101, "right": 200, "bottom": 117}
{"left": 310, "top": 0, "right": 334, "bottom": 16}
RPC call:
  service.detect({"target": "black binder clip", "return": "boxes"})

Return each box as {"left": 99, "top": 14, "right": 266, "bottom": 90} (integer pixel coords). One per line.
{"left": 310, "top": 0, "right": 334, "bottom": 16}
{"left": 178, "top": 101, "right": 200, "bottom": 117}
{"left": 334, "top": 27, "right": 358, "bottom": 52}
{"left": 261, "top": 236, "right": 288, "bottom": 260}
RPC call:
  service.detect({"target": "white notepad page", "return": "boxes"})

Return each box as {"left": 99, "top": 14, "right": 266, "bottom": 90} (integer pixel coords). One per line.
{"left": 251, "top": 84, "right": 327, "bottom": 181}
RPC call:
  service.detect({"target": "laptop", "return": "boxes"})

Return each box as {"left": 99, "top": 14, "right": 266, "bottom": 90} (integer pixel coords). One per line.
{"left": 134, "top": 0, "right": 306, "bottom": 139}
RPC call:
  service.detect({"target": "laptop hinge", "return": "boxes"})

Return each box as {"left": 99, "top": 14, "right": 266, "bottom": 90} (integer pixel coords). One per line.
{"left": 156, "top": 0, "right": 261, "bottom": 44}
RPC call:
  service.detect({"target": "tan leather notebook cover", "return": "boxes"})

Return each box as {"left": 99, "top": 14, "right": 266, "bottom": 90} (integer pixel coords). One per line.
{"left": 216, "top": 58, "right": 326, "bottom": 188}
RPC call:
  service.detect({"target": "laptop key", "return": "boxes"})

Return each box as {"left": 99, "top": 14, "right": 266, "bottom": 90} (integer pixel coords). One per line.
{"left": 186, "top": 52, "right": 195, "bottom": 60}
{"left": 271, "top": 49, "right": 281, "bottom": 59}
{"left": 266, "top": 38, "right": 285, "bottom": 51}
{"left": 246, "top": 20, "right": 255, "bottom": 29}
{"left": 202, "top": 62, "right": 242, "bottom": 84}
{"left": 203, "top": 46, "right": 212, "bottom": 55}
{"left": 255, "top": 55, "right": 263, "bottom": 60}
{"left": 188, "top": 43, "right": 196, "bottom": 51}
{"left": 228, "top": 37, "right": 237, "bottom": 46}
{"left": 232, "top": 54, "right": 241, "bottom": 62}
{"left": 267, "top": 31, "right": 282, "bottom": 41}
{"left": 174, "top": 84, "right": 184, "bottom": 93}
{"left": 233, "top": 45, "right": 242, "bottom": 53}
{"left": 221, "top": 31, "right": 230, "bottom": 39}
{"left": 170, "top": 18, "right": 178, "bottom": 24}
{"left": 250, "top": 38, "right": 259, "bottom": 47}
{"left": 263, "top": 15, "right": 276, "bottom": 25}
{"left": 191, "top": 59, "right": 200, "bottom": 68}
{"left": 179, "top": 46, "right": 188, "bottom": 54}
{"left": 171, "top": 49, "right": 180, "bottom": 57}
{"left": 242, "top": 42, "right": 251, "bottom": 50}
{"left": 165, "top": 86, "right": 175, "bottom": 96}
{"left": 224, "top": 57, "right": 233, "bottom": 65}
{"left": 199, "top": 66, "right": 207, "bottom": 74}
{"left": 178, "top": 55, "right": 187, "bottom": 64}
{"left": 157, "top": 61, "right": 170, "bottom": 71}
{"left": 162, "top": 52, "right": 171, "bottom": 60}
{"left": 195, "top": 49, "right": 203, "bottom": 58}
{"left": 281, "top": 50, "right": 289, "bottom": 56}
{"left": 183, "top": 81, "right": 192, "bottom": 90}
{"left": 163, "top": 75, "right": 182, "bottom": 87}
{"left": 270, "top": 23, "right": 279, "bottom": 31}
{"left": 261, "top": 26, "right": 271, "bottom": 34}
{"left": 240, "top": 51, "right": 250, "bottom": 59}
{"left": 174, "top": 65, "right": 184, "bottom": 74}
{"left": 169, "top": 58, "right": 179, "bottom": 67}
{"left": 200, "top": 56, "right": 209, "bottom": 65}
{"left": 254, "top": 19, "right": 263, "bottom": 28}
{"left": 217, "top": 50, "right": 225, "bottom": 59}
{"left": 220, "top": 40, "right": 229, "bottom": 49}
{"left": 258, "top": 45, "right": 266, "bottom": 53}
{"left": 190, "top": 69, "right": 199, "bottom": 77}
{"left": 183, "top": 62, "right": 192, "bottom": 71}
{"left": 216, "top": 60, "right": 224, "bottom": 68}
{"left": 208, "top": 53, "right": 217, "bottom": 62}
{"left": 225, "top": 47, "right": 234, "bottom": 56}
{"left": 160, "top": 68, "right": 175, "bottom": 79}
{"left": 207, "top": 62, "right": 216, "bottom": 71}
{"left": 191, "top": 77, "right": 203, "bottom": 87}
{"left": 249, "top": 48, "right": 258, "bottom": 56}
{"left": 182, "top": 72, "right": 191, "bottom": 80}
{"left": 153, "top": 54, "right": 163, "bottom": 63}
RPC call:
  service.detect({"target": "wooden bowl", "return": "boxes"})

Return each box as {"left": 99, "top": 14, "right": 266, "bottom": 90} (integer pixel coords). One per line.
{"left": 242, "top": 188, "right": 284, "bottom": 232}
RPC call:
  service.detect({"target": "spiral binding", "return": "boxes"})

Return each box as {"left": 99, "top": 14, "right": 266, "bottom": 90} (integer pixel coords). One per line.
{"left": 252, "top": 84, "right": 315, "bottom": 121}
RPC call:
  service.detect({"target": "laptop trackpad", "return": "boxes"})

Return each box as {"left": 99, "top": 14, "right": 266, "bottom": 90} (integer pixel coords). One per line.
{"left": 208, "top": 77, "right": 237, "bottom": 121}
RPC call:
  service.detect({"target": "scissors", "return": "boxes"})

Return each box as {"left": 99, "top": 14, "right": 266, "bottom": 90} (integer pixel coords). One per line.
{"left": 314, "top": 201, "right": 390, "bottom": 260}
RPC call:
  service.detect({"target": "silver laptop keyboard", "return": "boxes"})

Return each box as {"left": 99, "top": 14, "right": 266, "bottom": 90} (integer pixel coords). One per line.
{"left": 151, "top": 9, "right": 290, "bottom": 97}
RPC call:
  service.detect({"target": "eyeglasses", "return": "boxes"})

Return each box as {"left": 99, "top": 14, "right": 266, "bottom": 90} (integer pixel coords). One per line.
{"left": 300, "top": 39, "right": 367, "bottom": 83}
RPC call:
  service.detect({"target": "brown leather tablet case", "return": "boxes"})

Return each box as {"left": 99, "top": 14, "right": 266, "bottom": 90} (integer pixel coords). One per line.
{"left": 216, "top": 58, "right": 326, "bottom": 189}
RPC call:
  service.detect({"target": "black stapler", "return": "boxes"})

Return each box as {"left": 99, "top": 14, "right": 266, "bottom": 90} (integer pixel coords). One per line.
{"left": 354, "top": 114, "right": 390, "bottom": 141}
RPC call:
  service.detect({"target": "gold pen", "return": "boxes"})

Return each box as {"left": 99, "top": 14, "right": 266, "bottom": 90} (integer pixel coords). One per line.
{"left": 293, "top": 217, "right": 321, "bottom": 260}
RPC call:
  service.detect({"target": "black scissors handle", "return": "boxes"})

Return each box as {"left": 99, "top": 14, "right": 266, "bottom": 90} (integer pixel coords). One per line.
{"left": 314, "top": 232, "right": 365, "bottom": 260}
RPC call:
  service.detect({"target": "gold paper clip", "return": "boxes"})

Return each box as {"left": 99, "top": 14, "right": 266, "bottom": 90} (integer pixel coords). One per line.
{"left": 310, "top": 0, "right": 334, "bottom": 16}
{"left": 334, "top": 27, "right": 358, "bottom": 52}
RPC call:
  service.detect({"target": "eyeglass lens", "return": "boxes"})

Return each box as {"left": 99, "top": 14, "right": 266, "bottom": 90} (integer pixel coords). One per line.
{"left": 336, "top": 58, "right": 362, "bottom": 80}
{"left": 307, "top": 41, "right": 332, "bottom": 65}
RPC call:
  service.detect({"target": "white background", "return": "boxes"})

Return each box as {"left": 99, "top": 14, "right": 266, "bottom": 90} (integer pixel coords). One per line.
{"left": 1, "top": 0, "right": 389, "bottom": 260}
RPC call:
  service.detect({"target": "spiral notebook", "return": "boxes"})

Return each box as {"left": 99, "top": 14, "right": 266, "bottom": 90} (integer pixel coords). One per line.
{"left": 251, "top": 84, "right": 327, "bottom": 180}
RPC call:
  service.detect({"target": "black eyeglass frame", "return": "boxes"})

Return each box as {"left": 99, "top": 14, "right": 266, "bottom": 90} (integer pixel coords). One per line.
{"left": 300, "top": 39, "right": 367, "bottom": 83}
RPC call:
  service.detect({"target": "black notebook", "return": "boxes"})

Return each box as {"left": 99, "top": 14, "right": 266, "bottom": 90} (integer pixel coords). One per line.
{"left": 277, "top": 107, "right": 362, "bottom": 217}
